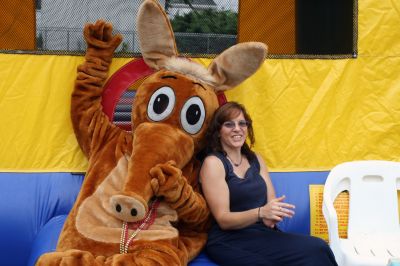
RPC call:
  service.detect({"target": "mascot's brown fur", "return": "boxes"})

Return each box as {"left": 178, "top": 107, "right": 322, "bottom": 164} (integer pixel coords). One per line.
{"left": 37, "top": 0, "right": 267, "bottom": 265}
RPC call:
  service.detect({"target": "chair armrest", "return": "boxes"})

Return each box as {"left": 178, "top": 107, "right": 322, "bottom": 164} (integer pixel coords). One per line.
{"left": 27, "top": 215, "right": 68, "bottom": 266}
{"left": 322, "top": 199, "right": 340, "bottom": 243}
{"left": 322, "top": 176, "right": 344, "bottom": 256}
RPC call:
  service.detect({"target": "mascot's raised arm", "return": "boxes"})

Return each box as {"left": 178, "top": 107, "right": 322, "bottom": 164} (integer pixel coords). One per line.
{"left": 37, "top": 0, "right": 266, "bottom": 265}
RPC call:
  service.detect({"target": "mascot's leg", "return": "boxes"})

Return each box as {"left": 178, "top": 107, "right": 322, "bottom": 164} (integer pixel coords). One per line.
{"left": 37, "top": 242, "right": 187, "bottom": 266}
{"left": 106, "top": 241, "right": 186, "bottom": 266}
{"left": 36, "top": 249, "right": 104, "bottom": 266}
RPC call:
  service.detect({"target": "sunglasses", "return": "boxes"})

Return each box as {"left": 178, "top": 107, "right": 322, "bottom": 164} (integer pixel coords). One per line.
{"left": 222, "top": 120, "right": 250, "bottom": 129}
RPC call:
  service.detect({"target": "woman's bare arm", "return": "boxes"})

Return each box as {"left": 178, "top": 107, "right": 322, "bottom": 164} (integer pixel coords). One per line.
{"left": 200, "top": 155, "right": 260, "bottom": 230}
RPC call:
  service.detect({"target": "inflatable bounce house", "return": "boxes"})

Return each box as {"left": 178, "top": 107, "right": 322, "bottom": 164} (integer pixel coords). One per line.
{"left": 0, "top": 0, "right": 399, "bottom": 265}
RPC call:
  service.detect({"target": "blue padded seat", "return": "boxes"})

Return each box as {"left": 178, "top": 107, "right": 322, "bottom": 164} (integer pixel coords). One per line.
{"left": 0, "top": 171, "right": 329, "bottom": 266}
{"left": 0, "top": 173, "right": 83, "bottom": 266}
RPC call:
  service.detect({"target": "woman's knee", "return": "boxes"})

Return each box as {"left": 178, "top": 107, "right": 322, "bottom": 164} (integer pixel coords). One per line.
{"left": 306, "top": 237, "right": 337, "bottom": 265}
{"left": 303, "top": 237, "right": 330, "bottom": 256}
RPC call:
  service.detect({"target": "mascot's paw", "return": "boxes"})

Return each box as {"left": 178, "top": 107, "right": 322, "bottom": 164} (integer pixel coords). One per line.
{"left": 84, "top": 20, "right": 122, "bottom": 52}
{"left": 150, "top": 160, "right": 186, "bottom": 203}
{"left": 36, "top": 249, "right": 103, "bottom": 266}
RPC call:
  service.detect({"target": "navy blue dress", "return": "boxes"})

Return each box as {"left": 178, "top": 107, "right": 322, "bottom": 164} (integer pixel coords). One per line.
{"left": 206, "top": 152, "right": 337, "bottom": 266}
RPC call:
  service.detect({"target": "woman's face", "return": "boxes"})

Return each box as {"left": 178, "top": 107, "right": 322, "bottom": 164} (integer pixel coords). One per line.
{"left": 219, "top": 111, "right": 249, "bottom": 151}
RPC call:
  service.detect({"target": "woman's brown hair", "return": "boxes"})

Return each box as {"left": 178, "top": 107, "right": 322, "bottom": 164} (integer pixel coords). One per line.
{"left": 204, "top": 102, "right": 256, "bottom": 162}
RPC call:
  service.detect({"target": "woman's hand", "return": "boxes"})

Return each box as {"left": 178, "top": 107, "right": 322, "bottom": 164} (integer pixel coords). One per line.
{"left": 259, "top": 195, "right": 295, "bottom": 228}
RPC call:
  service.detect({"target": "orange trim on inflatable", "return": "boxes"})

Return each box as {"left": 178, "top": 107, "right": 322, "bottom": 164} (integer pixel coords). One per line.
{"left": 101, "top": 58, "right": 154, "bottom": 120}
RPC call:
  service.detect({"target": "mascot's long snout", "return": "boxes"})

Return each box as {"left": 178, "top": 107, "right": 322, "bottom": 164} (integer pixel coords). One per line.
{"left": 109, "top": 122, "right": 194, "bottom": 222}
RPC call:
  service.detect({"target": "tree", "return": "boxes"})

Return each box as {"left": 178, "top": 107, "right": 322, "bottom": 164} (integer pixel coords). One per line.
{"left": 171, "top": 9, "right": 237, "bottom": 34}
{"left": 170, "top": 9, "right": 238, "bottom": 54}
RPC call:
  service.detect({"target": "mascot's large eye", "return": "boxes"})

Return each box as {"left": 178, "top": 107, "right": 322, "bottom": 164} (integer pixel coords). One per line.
{"left": 180, "top": 97, "right": 205, "bottom": 135}
{"left": 147, "top": 86, "right": 176, "bottom": 121}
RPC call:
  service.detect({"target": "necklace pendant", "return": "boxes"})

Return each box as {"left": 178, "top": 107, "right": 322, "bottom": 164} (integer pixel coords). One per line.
{"left": 227, "top": 154, "right": 242, "bottom": 167}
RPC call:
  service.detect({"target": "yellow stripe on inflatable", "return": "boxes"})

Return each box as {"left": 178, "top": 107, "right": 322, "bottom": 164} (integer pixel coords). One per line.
{"left": 0, "top": 54, "right": 129, "bottom": 172}
{"left": 225, "top": 57, "right": 400, "bottom": 171}
{"left": 0, "top": 55, "right": 399, "bottom": 172}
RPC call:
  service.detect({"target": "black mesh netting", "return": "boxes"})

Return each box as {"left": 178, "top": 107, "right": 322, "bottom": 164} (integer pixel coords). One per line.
{"left": 4, "top": 0, "right": 238, "bottom": 57}
{"left": 1, "top": 0, "right": 356, "bottom": 58}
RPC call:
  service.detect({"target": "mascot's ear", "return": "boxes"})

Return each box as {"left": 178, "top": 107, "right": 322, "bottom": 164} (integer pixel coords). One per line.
{"left": 208, "top": 42, "right": 268, "bottom": 92}
{"left": 137, "top": 0, "right": 178, "bottom": 69}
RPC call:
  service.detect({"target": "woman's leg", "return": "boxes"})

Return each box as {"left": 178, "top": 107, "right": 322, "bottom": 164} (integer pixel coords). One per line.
{"left": 206, "top": 225, "right": 337, "bottom": 266}
{"left": 206, "top": 238, "right": 277, "bottom": 266}
{"left": 266, "top": 231, "right": 338, "bottom": 266}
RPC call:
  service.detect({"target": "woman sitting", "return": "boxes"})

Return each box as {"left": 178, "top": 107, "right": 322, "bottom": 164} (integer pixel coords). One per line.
{"left": 200, "top": 101, "right": 338, "bottom": 266}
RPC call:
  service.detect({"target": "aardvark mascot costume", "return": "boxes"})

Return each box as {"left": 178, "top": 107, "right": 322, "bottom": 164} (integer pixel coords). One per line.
{"left": 37, "top": 0, "right": 266, "bottom": 265}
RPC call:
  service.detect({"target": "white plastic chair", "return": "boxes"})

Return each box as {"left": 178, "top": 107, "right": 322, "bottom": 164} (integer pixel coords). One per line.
{"left": 323, "top": 160, "right": 400, "bottom": 266}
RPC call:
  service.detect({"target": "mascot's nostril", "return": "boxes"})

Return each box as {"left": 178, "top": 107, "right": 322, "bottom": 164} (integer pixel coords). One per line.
{"left": 109, "top": 195, "right": 147, "bottom": 221}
